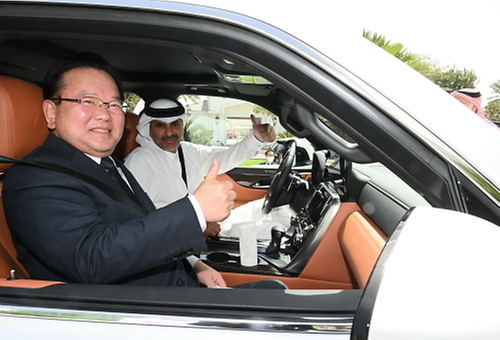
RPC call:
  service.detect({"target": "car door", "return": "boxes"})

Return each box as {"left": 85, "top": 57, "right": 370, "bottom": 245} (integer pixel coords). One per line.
{"left": 352, "top": 206, "right": 500, "bottom": 339}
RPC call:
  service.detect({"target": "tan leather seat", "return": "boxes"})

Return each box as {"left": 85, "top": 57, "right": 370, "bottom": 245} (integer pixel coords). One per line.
{"left": 0, "top": 75, "right": 49, "bottom": 279}
{"left": 339, "top": 211, "right": 387, "bottom": 289}
{"left": 114, "top": 112, "right": 140, "bottom": 160}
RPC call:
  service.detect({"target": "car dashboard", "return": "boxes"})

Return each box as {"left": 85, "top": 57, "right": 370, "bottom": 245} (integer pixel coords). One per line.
{"left": 202, "top": 181, "right": 342, "bottom": 279}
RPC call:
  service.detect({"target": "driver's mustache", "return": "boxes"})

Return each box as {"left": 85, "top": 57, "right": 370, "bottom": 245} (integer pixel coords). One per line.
{"left": 162, "top": 134, "right": 179, "bottom": 139}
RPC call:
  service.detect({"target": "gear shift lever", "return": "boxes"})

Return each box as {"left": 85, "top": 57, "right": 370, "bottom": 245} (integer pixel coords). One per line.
{"left": 265, "top": 225, "right": 287, "bottom": 258}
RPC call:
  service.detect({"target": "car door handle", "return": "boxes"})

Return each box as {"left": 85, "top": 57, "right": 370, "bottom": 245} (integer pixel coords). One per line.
{"left": 249, "top": 178, "right": 272, "bottom": 189}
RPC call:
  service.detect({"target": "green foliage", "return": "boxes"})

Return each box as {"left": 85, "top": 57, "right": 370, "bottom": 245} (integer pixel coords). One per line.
{"left": 427, "top": 67, "right": 478, "bottom": 93}
{"left": 363, "top": 30, "right": 439, "bottom": 78}
{"left": 277, "top": 131, "right": 294, "bottom": 139}
{"left": 484, "top": 80, "right": 500, "bottom": 121}
{"left": 484, "top": 101, "right": 500, "bottom": 121}
{"left": 363, "top": 30, "right": 389, "bottom": 48}
{"left": 488, "top": 80, "right": 500, "bottom": 103}
{"left": 184, "top": 119, "right": 193, "bottom": 131}
{"left": 403, "top": 56, "right": 439, "bottom": 78}
{"left": 363, "top": 30, "right": 479, "bottom": 93}
{"left": 124, "top": 93, "right": 141, "bottom": 112}
{"left": 253, "top": 105, "right": 270, "bottom": 115}
{"left": 241, "top": 159, "right": 264, "bottom": 166}
{"left": 186, "top": 123, "right": 213, "bottom": 145}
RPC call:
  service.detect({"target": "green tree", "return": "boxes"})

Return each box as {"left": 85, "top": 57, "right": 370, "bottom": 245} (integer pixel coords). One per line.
{"left": 277, "top": 131, "right": 294, "bottom": 139}
{"left": 186, "top": 123, "right": 213, "bottom": 145}
{"left": 427, "top": 67, "right": 478, "bottom": 93}
{"left": 488, "top": 80, "right": 500, "bottom": 103}
{"left": 485, "top": 80, "right": 500, "bottom": 121}
{"left": 124, "top": 93, "right": 141, "bottom": 112}
{"left": 363, "top": 30, "right": 479, "bottom": 93}
{"left": 483, "top": 101, "right": 500, "bottom": 121}
{"left": 363, "top": 30, "right": 439, "bottom": 78}
{"left": 253, "top": 105, "right": 271, "bottom": 116}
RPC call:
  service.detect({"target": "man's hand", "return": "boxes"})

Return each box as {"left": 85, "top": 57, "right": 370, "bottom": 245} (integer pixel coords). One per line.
{"left": 204, "top": 222, "right": 221, "bottom": 238}
{"left": 194, "top": 260, "right": 227, "bottom": 287}
{"left": 251, "top": 114, "right": 276, "bottom": 142}
{"left": 194, "top": 158, "right": 236, "bottom": 222}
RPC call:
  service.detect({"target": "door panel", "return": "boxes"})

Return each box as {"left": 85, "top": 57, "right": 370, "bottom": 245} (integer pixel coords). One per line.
{"left": 217, "top": 173, "right": 267, "bottom": 207}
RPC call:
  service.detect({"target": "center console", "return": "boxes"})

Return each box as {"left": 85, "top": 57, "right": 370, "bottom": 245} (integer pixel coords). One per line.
{"left": 203, "top": 182, "right": 341, "bottom": 276}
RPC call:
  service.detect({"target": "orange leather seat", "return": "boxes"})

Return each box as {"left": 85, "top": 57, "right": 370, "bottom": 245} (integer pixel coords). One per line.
{"left": 339, "top": 210, "right": 387, "bottom": 289}
{"left": 0, "top": 75, "right": 49, "bottom": 279}
{"left": 114, "top": 112, "right": 139, "bottom": 160}
{"left": 0, "top": 76, "right": 138, "bottom": 285}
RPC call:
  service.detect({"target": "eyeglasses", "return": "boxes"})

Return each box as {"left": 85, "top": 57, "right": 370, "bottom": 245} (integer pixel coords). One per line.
{"left": 50, "top": 96, "right": 128, "bottom": 114}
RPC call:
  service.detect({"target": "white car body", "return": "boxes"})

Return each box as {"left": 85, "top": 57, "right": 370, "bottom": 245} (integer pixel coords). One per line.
{"left": 369, "top": 207, "right": 500, "bottom": 339}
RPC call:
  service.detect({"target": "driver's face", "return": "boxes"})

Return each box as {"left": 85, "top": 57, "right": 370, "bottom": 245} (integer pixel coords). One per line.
{"left": 149, "top": 119, "right": 184, "bottom": 153}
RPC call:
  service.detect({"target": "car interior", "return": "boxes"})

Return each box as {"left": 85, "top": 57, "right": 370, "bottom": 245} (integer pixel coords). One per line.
{"left": 2, "top": 2, "right": 497, "bottom": 320}
{"left": 0, "top": 76, "right": 388, "bottom": 289}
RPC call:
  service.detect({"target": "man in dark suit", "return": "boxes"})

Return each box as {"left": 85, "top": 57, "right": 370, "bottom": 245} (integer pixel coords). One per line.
{"left": 2, "top": 53, "right": 233, "bottom": 287}
{"left": 260, "top": 150, "right": 276, "bottom": 165}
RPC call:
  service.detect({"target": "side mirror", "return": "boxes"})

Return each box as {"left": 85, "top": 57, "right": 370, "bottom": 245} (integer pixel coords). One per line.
{"left": 353, "top": 206, "right": 500, "bottom": 339}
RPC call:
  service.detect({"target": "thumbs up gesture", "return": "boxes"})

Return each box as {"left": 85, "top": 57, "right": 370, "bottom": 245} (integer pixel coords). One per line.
{"left": 194, "top": 158, "right": 236, "bottom": 222}
{"left": 251, "top": 114, "right": 276, "bottom": 143}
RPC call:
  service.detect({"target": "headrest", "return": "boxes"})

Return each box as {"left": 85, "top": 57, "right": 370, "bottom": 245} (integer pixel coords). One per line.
{"left": 0, "top": 76, "right": 48, "bottom": 172}
{"left": 113, "top": 112, "right": 140, "bottom": 160}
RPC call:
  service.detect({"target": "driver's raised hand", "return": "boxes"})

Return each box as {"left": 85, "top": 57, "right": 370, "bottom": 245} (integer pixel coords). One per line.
{"left": 251, "top": 114, "right": 276, "bottom": 143}
{"left": 194, "top": 158, "right": 236, "bottom": 222}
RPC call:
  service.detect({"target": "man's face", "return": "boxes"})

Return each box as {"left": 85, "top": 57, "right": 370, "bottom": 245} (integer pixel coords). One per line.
{"left": 456, "top": 96, "right": 478, "bottom": 114}
{"left": 43, "top": 68, "right": 125, "bottom": 158}
{"left": 266, "top": 151, "right": 275, "bottom": 161}
{"left": 149, "top": 119, "right": 184, "bottom": 153}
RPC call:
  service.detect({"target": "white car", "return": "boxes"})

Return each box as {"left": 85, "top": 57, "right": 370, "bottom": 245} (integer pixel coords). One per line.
{"left": 0, "top": 1, "right": 499, "bottom": 339}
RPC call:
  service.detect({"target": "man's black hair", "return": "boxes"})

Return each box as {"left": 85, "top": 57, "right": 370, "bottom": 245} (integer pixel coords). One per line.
{"left": 43, "top": 52, "right": 124, "bottom": 101}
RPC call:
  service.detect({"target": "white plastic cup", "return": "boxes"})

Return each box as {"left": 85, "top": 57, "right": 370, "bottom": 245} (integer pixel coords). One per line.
{"left": 236, "top": 221, "right": 258, "bottom": 266}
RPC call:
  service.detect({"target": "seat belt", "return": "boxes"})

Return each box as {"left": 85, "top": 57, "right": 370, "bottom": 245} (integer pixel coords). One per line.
{"left": 1, "top": 156, "right": 149, "bottom": 216}
{"left": 177, "top": 144, "right": 188, "bottom": 189}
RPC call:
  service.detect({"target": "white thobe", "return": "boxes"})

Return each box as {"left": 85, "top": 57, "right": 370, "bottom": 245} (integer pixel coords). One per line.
{"left": 125, "top": 135, "right": 263, "bottom": 209}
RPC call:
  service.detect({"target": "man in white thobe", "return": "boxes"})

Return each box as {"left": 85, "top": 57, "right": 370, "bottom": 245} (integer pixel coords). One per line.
{"left": 125, "top": 98, "right": 277, "bottom": 237}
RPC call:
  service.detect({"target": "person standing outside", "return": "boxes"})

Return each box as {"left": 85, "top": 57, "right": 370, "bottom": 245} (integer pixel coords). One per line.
{"left": 260, "top": 150, "right": 276, "bottom": 165}
{"left": 451, "top": 88, "right": 499, "bottom": 129}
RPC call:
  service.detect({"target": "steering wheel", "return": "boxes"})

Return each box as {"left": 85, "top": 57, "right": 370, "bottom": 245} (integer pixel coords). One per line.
{"left": 262, "top": 140, "right": 296, "bottom": 214}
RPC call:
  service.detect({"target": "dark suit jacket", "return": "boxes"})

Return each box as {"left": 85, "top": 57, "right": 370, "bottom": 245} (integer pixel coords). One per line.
{"left": 2, "top": 134, "right": 207, "bottom": 286}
